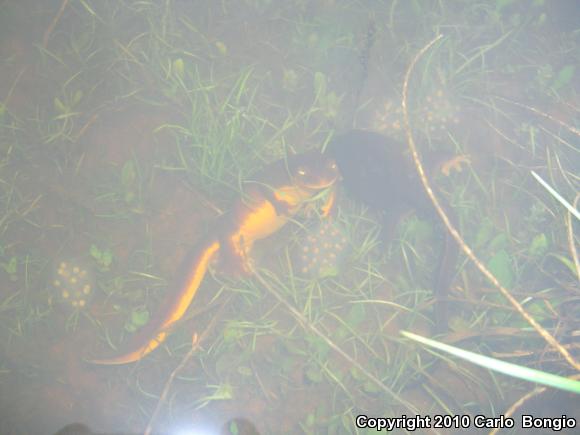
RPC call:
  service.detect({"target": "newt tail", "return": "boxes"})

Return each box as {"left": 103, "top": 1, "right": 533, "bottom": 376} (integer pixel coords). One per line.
{"left": 88, "top": 237, "right": 220, "bottom": 365}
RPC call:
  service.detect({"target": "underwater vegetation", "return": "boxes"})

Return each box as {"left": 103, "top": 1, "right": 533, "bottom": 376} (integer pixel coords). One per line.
{"left": 0, "top": 0, "right": 578, "bottom": 433}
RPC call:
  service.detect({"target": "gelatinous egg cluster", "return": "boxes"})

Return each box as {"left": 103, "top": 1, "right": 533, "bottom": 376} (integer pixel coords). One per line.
{"left": 421, "top": 88, "right": 460, "bottom": 134}
{"left": 297, "top": 221, "right": 349, "bottom": 278}
{"left": 52, "top": 261, "right": 93, "bottom": 309}
{"left": 372, "top": 99, "right": 404, "bottom": 134}
{"left": 372, "top": 88, "right": 460, "bottom": 137}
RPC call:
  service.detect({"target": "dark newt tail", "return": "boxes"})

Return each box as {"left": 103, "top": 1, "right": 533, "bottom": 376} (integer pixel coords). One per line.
{"left": 88, "top": 237, "right": 220, "bottom": 365}
{"left": 431, "top": 194, "right": 460, "bottom": 333}
{"left": 433, "top": 228, "right": 459, "bottom": 333}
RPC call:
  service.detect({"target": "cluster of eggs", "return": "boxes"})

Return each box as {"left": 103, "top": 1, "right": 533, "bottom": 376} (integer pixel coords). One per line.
{"left": 372, "top": 99, "right": 404, "bottom": 134}
{"left": 372, "top": 88, "right": 461, "bottom": 137}
{"left": 421, "top": 88, "right": 461, "bottom": 134}
{"left": 297, "top": 221, "right": 349, "bottom": 278}
{"left": 52, "top": 261, "right": 93, "bottom": 309}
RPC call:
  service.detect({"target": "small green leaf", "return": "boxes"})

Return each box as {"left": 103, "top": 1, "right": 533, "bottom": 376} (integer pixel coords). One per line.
{"left": 215, "top": 41, "right": 228, "bottom": 55}
{"left": 72, "top": 90, "right": 83, "bottom": 107}
{"left": 405, "top": 217, "right": 433, "bottom": 242}
{"left": 449, "top": 316, "right": 471, "bottom": 333}
{"left": 227, "top": 421, "right": 240, "bottom": 435}
{"left": 173, "top": 58, "right": 185, "bottom": 79}
{"left": 101, "top": 250, "right": 113, "bottom": 267}
{"left": 307, "top": 335, "right": 330, "bottom": 359}
{"left": 2, "top": 257, "right": 18, "bottom": 275}
{"left": 362, "top": 380, "right": 381, "bottom": 394}
{"left": 89, "top": 244, "right": 101, "bottom": 260}
{"left": 350, "top": 366, "right": 364, "bottom": 381}
{"left": 314, "top": 72, "right": 326, "bottom": 98}
{"left": 535, "top": 12, "right": 546, "bottom": 26}
{"left": 317, "top": 264, "right": 339, "bottom": 278}
{"left": 223, "top": 326, "right": 243, "bottom": 342}
{"left": 237, "top": 366, "right": 252, "bottom": 377}
{"left": 130, "top": 308, "right": 149, "bottom": 327}
{"left": 124, "top": 191, "right": 135, "bottom": 204}
{"left": 305, "top": 366, "right": 323, "bottom": 383}
{"left": 551, "top": 65, "right": 575, "bottom": 91}
{"left": 528, "top": 233, "right": 548, "bottom": 257}
{"left": 282, "top": 69, "right": 298, "bottom": 92}
{"left": 121, "top": 160, "right": 137, "bottom": 187}
{"left": 54, "top": 97, "right": 67, "bottom": 114}
{"left": 487, "top": 249, "right": 515, "bottom": 289}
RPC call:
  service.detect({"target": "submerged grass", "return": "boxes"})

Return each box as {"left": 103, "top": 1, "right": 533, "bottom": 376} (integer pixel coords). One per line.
{"left": 0, "top": 0, "right": 578, "bottom": 433}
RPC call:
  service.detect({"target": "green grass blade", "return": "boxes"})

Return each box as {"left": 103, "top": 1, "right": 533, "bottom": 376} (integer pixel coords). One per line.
{"left": 401, "top": 331, "right": 580, "bottom": 395}
{"left": 531, "top": 171, "right": 580, "bottom": 221}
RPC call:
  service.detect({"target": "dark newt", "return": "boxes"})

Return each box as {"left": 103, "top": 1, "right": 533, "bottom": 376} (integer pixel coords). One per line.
{"left": 89, "top": 152, "right": 339, "bottom": 365}
{"left": 325, "top": 129, "right": 458, "bottom": 331}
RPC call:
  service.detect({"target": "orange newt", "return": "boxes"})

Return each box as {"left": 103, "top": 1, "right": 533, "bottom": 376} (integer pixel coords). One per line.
{"left": 89, "top": 151, "right": 339, "bottom": 364}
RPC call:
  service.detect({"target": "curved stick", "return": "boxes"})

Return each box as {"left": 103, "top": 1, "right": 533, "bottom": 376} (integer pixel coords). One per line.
{"left": 400, "top": 35, "right": 580, "bottom": 372}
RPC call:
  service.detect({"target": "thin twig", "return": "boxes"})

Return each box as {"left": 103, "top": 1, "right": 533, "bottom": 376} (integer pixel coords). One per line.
{"left": 495, "top": 96, "right": 580, "bottom": 138}
{"left": 144, "top": 333, "right": 201, "bottom": 435}
{"left": 490, "top": 374, "right": 580, "bottom": 435}
{"left": 2, "top": 67, "right": 27, "bottom": 108}
{"left": 75, "top": 113, "right": 99, "bottom": 141}
{"left": 489, "top": 387, "right": 545, "bottom": 435}
{"left": 43, "top": 0, "right": 69, "bottom": 49}
{"left": 401, "top": 35, "right": 580, "bottom": 371}
{"left": 144, "top": 302, "right": 226, "bottom": 435}
{"left": 568, "top": 195, "right": 580, "bottom": 282}
{"left": 252, "top": 269, "right": 431, "bottom": 423}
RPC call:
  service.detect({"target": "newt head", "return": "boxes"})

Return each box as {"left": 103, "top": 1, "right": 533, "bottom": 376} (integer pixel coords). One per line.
{"left": 286, "top": 151, "right": 340, "bottom": 191}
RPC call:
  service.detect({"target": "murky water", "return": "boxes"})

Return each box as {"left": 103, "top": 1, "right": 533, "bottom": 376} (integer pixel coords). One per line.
{"left": 0, "top": 1, "right": 578, "bottom": 434}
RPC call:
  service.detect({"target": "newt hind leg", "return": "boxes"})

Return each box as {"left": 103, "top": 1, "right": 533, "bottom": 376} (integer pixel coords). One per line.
{"left": 218, "top": 233, "right": 254, "bottom": 277}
